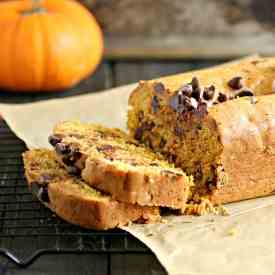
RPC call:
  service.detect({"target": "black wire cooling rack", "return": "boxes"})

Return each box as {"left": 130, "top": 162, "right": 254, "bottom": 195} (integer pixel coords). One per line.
{"left": 0, "top": 120, "right": 151, "bottom": 269}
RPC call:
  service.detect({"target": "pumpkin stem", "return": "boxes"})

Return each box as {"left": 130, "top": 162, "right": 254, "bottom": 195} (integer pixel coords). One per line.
{"left": 21, "top": 0, "right": 46, "bottom": 15}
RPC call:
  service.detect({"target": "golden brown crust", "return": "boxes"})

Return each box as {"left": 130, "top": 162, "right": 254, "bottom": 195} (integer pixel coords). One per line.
{"left": 130, "top": 56, "right": 275, "bottom": 100}
{"left": 128, "top": 56, "right": 275, "bottom": 206}
{"left": 209, "top": 95, "right": 275, "bottom": 204}
{"left": 23, "top": 149, "right": 160, "bottom": 230}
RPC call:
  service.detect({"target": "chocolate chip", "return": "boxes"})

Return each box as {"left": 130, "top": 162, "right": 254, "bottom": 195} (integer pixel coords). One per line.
{"left": 62, "top": 156, "right": 75, "bottom": 166}
{"left": 169, "top": 93, "right": 184, "bottom": 112}
{"left": 191, "top": 88, "right": 201, "bottom": 101}
{"left": 228, "top": 76, "right": 243, "bottom": 90}
{"left": 203, "top": 86, "right": 215, "bottom": 100}
{"left": 169, "top": 154, "right": 177, "bottom": 163}
{"left": 153, "top": 82, "right": 165, "bottom": 94}
{"left": 134, "top": 127, "right": 143, "bottom": 140}
{"left": 178, "top": 84, "right": 193, "bottom": 97}
{"left": 175, "top": 126, "right": 184, "bottom": 136}
{"left": 196, "top": 124, "right": 202, "bottom": 130}
{"left": 151, "top": 95, "right": 160, "bottom": 113}
{"left": 55, "top": 143, "right": 71, "bottom": 155}
{"left": 128, "top": 161, "right": 139, "bottom": 166}
{"left": 191, "top": 77, "right": 200, "bottom": 90}
{"left": 190, "top": 97, "right": 199, "bottom": 110}
{"left": 169, "top": 92, "right": 193, "bottom": 113}
{"left": 235, "top": 89, "right": 254, "bottom": 98}
{"left": 143, "top": 122, "right": 155, "bottom": 131}
{"left": 67, "top": 166, "right": 81, "bottom": 176}
{"left": 195, "top": 166, "right": 203, "bottom": 181}
{"left": 162, "top": 170, "right": 182, "bottom": 177}
{"left": 71, "top": 149, "right": 81, "bottom": 160}
{"left": 159, "top": 138, "right": 166, "bottom": 148}
{"left": 149, "top": 162, "right": 159, "bottom": 167}
{"left": 48, "top": 135, "right": 62, "bottom": 146}
{"left": 97, "top": 144, "right": 114, "bottom": 153}
{"left": 217, "top": 93, "right": 227, "bottom": 103}
{"left": 194, "top": 102, "right": 208, "bottom": 119}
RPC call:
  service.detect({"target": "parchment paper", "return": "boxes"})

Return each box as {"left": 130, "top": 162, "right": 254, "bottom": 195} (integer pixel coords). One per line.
{"left": 1, "top": 82, "right": 275, "bottom": 275}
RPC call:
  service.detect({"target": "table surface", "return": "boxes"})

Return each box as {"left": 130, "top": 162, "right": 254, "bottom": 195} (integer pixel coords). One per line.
{"left": 0, "top": 58, "right": 224, "bottom": 275}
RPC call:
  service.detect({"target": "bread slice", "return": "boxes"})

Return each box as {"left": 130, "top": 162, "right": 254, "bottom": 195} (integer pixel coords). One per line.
{"left": 127, "top": 56, "right": 275, "bottom": 205}
{"left": 23, "top": 149, "right": 160, "bottom": 230}
{"left": 49, "top": 121, "right": 192, "bottom": 210}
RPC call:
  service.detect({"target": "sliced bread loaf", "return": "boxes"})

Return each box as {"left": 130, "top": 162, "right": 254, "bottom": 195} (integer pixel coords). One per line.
{"left": 127, "top": 57, "right": 275, "bottom": 205}
{"left": 23, "top": 149, "right": 160, "bottom": 230}
{"left": 49, "top": 121, "right": 192, "bottom": 210}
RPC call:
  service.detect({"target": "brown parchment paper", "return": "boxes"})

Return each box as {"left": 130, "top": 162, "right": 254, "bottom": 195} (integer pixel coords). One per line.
{"left": 1, "top": 79, "right": 275, "bottom": 275}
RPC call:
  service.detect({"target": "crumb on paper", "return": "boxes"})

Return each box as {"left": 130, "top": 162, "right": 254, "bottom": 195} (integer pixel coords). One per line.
{"left": 161, "top": 218, "right": 168, "bottom": 224}
{"left": 227, "top": 227, "right": 237, "bottom": 236}
{"left": 126, "top": 221, "right": 133, "bottom": 226}
{"left": 184, "top": 197, "right": 230, "bottom": 216}
{"left": 217, "top": 205, "right": 230, "bottom": 216}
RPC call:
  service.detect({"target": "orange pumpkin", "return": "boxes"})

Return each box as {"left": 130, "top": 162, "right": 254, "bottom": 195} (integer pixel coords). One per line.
{"left": 0, "top": 0, "right": 103, "bottom": 92}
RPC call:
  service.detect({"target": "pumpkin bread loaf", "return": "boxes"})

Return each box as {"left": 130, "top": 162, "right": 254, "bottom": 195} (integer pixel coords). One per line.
{"left": 23, "top": 149, "right": 160, "bottom": 230}
{"left": 49, "top": 121, "right": 192, "bottom": 210}
{"left": 128, "top": 56, "right": 275, "bottom": 205}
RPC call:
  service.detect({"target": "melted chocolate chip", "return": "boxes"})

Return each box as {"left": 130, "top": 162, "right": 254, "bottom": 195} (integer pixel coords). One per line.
{"left": 55, "top": 143, "right": 71, "bottom": 155}
{"left": 153, "top": 82, "right": 165, "bottom": 94}
{"left": 235, "top": 89, "right": 254, "bottom": 98}
{"left": 149, "top": 162, "right": 159, "bottom": 167}
{"left": 48, "top": 135, "right": 62, "bottom": 146}
{"left": 203, "top": 86, "right": 215, "bottom": 100}
{"left": 191, "top": 77, "right": 200, "bottom": 90}
{"left": 178, "top": 84, "right": 193, "bottom": 97}
{"left": 217, "top": 93, "right": 227, "bottom": 103}
{"left": 134, "top": 127, "right": 143, "bottom": 141}
{"left": 228, "top": 76, "right": 243, "bottom": 90}
{"left": 151, "top": 95, "right": 160, "bottom": 113}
